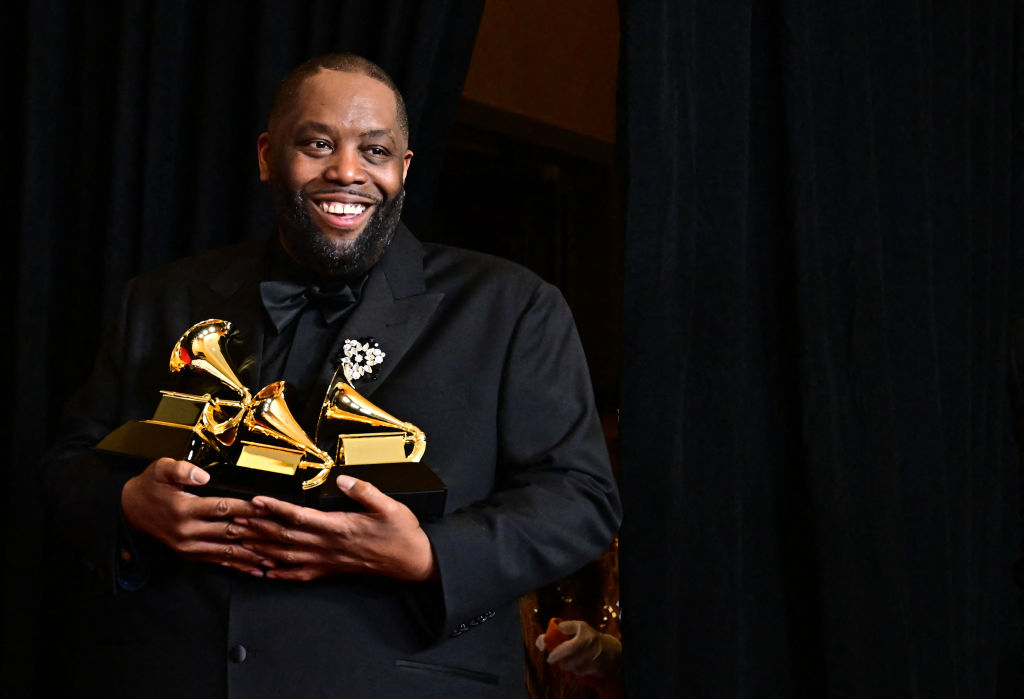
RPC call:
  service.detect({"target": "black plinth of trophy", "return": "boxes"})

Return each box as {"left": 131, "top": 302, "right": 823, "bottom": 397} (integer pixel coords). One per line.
{"left": 95, "top": 420, "right": 447, "bottom": 520}
{"left": 190, "top": 458, "right": 447, "bottom": 519}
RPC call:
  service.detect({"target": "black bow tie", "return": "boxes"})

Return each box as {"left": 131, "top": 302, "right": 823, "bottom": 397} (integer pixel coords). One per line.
{"left": 259, "top": 279, "right": 358, "bottom": 331}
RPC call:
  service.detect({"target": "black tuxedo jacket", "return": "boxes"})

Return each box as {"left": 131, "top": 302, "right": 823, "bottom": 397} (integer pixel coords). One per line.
{"left": 42, "top": 226, "right": 621, "bottom": 698}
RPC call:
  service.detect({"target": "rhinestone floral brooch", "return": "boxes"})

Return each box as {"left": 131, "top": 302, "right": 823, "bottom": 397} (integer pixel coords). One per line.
{"left": 339, "top": 338, "right": 385, "bottom": 383}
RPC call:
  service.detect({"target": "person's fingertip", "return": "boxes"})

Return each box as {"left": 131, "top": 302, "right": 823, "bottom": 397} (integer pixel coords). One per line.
{"left": 336, "top": 474, "right": 357, "bottom": 492}
{"left": 189, "top": 467, "right": 210, "bottom": 485}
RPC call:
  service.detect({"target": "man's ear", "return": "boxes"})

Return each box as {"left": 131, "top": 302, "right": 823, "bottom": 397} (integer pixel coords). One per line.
{"left": 257, "top": 132, "right": 272, "bottom": 182}
{"left": 402, "top": 150, "right": 413, "bottom": 183}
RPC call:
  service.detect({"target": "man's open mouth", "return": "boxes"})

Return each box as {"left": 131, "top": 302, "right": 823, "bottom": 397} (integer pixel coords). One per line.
{"left": 313, "top": 199, "right": 374, "bottom": 230}
{"left": 319, "top": 201, "right": 367, "bottom": 216}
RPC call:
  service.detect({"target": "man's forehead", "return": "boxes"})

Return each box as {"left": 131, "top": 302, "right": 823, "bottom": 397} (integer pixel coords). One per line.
{"left": 272, "top": 69, "right": 402, "bottom": 141}
{"left": 296, "top": 70, "right": 395, "bottom": 114}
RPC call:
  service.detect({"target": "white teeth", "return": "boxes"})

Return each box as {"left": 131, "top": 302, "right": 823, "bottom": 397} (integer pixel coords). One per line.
{"left": 320, "top": 202, "right": 366, "bottom": 215}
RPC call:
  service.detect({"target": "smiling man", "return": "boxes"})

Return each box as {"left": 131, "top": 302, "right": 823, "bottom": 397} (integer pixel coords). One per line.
{"left": 42, "top": 54, "right": 621, "bottom": 698}
{"left": 259, "top": 61, "right": 412, "bottom": 280}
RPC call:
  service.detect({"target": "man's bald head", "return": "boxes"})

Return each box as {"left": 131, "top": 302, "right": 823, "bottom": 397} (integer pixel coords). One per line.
{"left": 267, "top": 53, "right": 409, "bottom": 143}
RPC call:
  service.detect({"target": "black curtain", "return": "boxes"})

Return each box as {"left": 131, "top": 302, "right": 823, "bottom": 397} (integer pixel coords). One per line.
{"left": 618, "top": 0, "right": 1023, "bottom": 697}
{"left": 7, "top": 1, "right": 484, "bottom": 693}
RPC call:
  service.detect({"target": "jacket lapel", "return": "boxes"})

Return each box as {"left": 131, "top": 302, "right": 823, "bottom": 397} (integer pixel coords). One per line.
{"left": 318, "top": 225, "right": 444, "bottom": 401}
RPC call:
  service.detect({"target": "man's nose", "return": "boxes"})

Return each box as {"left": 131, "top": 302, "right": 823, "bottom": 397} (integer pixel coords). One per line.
{"left": 323, "top": 148, "right": 365, "bottom": 184}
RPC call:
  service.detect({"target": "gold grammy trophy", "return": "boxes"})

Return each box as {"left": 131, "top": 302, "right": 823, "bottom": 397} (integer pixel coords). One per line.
{"left": 309, "top": 368, "right": 444, "bottom": 515}
{"left": 96, "top": 319, "right": 446, "bottom": 516}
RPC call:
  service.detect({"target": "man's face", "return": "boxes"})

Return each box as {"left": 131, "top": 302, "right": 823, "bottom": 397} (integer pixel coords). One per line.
{"left": 257, "top": 69, "right": 413, "bottom": 278}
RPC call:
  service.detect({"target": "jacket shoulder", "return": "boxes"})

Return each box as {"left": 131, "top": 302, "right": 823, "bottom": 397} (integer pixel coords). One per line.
{"left": 421, "top": 242, "right": 550, "bottom": 296}
{"left": 128, "top": 240, "right": 267, "bottom": 296}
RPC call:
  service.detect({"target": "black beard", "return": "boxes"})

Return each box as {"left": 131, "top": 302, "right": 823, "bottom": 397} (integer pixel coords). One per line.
{"left": 271, "top": 182, "right": 404, "bottom": 280}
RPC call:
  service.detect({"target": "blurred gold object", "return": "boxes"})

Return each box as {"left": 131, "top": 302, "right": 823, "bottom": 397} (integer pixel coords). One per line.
{"left": 318, "top": 378, "right": 426, "bottom": 466}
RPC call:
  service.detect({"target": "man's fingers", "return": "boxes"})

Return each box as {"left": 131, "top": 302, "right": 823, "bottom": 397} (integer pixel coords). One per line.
{"left": 152, "top": 458, "right": 209, "bottom": 486}
{"left": 336, "top": 474, "right": 395, "bottom": 514}
{"left": 188, "top": 495, "right": 264, "bottom": 521}
{"left": 224, "top": 521, "right": 244, "bottom": 539}
{"left": 218, "top": 561, "right": 267, "bottom": 577}
{"left": 264, "top": 565, "right": 322, "bottom": 582}
{"left": 246, "top": 496, "right": 340, "bottom": 535}
{"left": 197, "top": 552, "right": 267, "bottom": 577}
{"left": 179, "top": 538, "right": 269, "bottom": 566}
{"left": 248, "top": 495, "right": 314, "bottom": 523}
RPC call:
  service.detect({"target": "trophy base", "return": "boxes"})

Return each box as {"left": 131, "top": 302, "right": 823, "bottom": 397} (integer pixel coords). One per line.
{"left": 96, "top": 420, "right": 448, "bottom": 519}
{"left": 96, "top": 419, "right": 200, "bottom": 462}
{"left": 186, "top": 461, "right": 447, "bottom": 520}
{"left": 319, "top": 462, "right": 447, "bottom": 518}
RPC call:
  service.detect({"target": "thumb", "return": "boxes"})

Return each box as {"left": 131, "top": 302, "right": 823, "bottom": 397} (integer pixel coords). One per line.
{"left": 336, "top": 474, "right": 394, "bottom": 513}
{"left": 188, "top": 464, "right": 211, "bottom": 485}
{"left": 154, "top": 457, "right": 209, "bottom": 486}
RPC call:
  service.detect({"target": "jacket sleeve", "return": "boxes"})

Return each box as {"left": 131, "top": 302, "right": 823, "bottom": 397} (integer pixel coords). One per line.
{"left": 419, "top": 281, "right": 622, "bottom": 638}
{"left": 38, "top": 277, "right": 167, "bottom": 594}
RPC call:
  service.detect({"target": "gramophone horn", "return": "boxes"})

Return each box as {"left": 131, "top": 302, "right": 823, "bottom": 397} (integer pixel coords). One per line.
{"left": 169, "top": 319, "right": 251, "bottom": 401}
{"left": 170, "top": 319, "right": 252, "bottom": 445}
{"left": 319, "top": 380, "right": 426, "bottom": 463}
{"left": 245, "top": 381, "right": 335, "bottom": 489}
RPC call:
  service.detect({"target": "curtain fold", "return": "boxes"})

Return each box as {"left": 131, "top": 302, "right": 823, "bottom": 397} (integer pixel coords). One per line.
{"left": 9, "top": 2, "right": 484, "bottom": 693}
{"left": 618, "top": 0, "right": 1022, "bottom": 696}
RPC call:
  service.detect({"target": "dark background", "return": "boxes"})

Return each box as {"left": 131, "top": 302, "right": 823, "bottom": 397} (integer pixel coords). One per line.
{"left": 7, "top": 0, "right": 1023, "bottom": 697}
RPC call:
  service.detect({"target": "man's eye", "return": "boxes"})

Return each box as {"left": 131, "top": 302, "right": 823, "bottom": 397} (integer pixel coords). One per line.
{"left": 367, "top": 146, "right": 390, "bottom": 157}
{"left": 303, "top": 139, "right": 332, "bottom": 151}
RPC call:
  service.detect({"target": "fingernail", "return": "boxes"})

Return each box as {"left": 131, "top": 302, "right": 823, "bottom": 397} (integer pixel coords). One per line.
{"left": 189, "top": 467, "right": 210, "bottom": 485}
{"left": 337, "top": 475, "right": 356, "bottom": 491}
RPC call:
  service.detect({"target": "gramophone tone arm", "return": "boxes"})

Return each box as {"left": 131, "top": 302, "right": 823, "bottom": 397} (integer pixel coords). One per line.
{"left": 299, "top": 461, "right": 333, "bottom": 490}
{"left": 198, "top": 388, "right": 252, "bottom": 440}
{"left": 403, "top": 423, "right": 427, "bottom": 462}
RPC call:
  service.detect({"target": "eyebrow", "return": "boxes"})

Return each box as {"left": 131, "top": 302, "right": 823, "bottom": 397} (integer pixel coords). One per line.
{"left": 294, "top": 121, "right": 396, "bottom": 142}
{"left": 359, "top": 128, "right": 397, "bottom": 142}
{"left": 294, "top": 120, "right": 333, "bottom": 134}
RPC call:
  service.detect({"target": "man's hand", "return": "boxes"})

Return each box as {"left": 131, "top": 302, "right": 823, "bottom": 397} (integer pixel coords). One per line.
{"left": 121, "top": 457, "right": 271, "bottom": 576}
{"left": 229, "top": 474, "right": 438, "bottom": 582}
